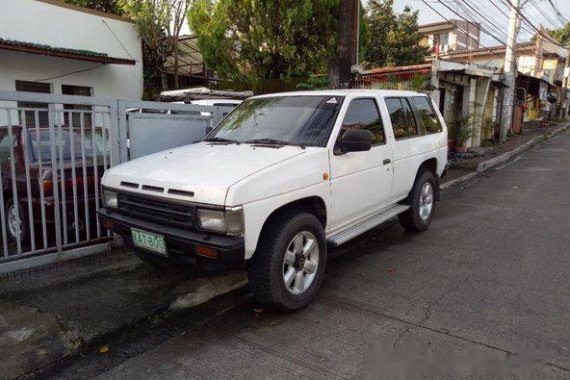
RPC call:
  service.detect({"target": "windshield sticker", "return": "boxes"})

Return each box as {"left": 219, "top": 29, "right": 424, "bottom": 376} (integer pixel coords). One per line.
{"left": 325, "top": 97, "right": 338, "bottom": 104}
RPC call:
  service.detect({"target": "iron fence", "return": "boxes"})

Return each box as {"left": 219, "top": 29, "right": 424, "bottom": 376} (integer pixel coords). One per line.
{"left": 0, "top": 90, "right": 236, "bottom": 272}
{"left": 0, "top": 91, "right": 117, "bottom": 268}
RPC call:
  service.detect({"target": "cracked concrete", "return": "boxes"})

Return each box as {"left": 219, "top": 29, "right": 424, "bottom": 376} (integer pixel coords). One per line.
{"left": 0, "top": 301, "right": 81, "bottom": 380}
{"left": 0, "top": 258, "right": 246, "bottom": 379}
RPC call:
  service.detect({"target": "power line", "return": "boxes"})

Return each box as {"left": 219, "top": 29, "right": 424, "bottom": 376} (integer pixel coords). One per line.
{"left": 420, "top": 0, "right": 503, "bottom": 60}
{"left": 434, "top": 0, "right": 508, "bottom": 46}
{"left": 454, "top": 0, "right": 509, "bottom": 42}
{"left": 500, "top": 0, "right": 547, "bottom": 37}
{"left": 35, "top": 64, "right": 105, "bottom": 82}
{"left": 102, "top": 19, "right": 137, "bottom": 62}
{"left": 530, "top": 0, "right": 562, "bottom": 29}
{"left": 546, "top": 0, "right": 568, "bottom": 26}
{"left": 482, "top": 0, "right": 536, "bottom": 37}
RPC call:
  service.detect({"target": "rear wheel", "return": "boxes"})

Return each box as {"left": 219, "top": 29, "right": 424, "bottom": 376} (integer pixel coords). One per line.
{"left": 248, "top": 211, "right": 327, "bottom": 311}
{"left": 398, "top": 170, "right": 437, "bottom": 232}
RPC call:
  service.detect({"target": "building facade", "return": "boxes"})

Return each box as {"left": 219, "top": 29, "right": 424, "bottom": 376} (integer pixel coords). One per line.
{"left": 0, "top": 0, "right": 143, "bottom": 107}
{"left": 419, "top": 20, "right": 481, "bottom": 55}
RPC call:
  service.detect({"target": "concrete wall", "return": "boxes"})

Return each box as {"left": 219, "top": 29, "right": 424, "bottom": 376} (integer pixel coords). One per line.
{"left": 0, "top": 0, "right": 143, "bottom": 100}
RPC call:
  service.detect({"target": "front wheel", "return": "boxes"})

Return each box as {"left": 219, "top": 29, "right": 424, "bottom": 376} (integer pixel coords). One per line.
{"left": 248, "top": 211, "right": 327, "bottom": 311}
{"left": 6, "top": 198, "right": 28, "bottom": 244}
{"left": 398, "top": 170, "right": 437, "bottom": 232}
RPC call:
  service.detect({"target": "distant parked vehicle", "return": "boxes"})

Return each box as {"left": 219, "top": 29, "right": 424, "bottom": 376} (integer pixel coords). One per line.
{"left": 188, "top": 99, "right": 243, "bottom": 107}
{"left": 188, "top": 99, "right": 242, "bottom": 117}
{"left": 126, "top": 100, "right": 242, "bottom": 117}
{"left": 0, "top": 125, "right": 107, "bottom": 244}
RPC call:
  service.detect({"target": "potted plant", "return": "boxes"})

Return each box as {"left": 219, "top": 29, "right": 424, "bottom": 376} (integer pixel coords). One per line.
{"left": 454, "top": 114, "right": 473, "bottom": 153}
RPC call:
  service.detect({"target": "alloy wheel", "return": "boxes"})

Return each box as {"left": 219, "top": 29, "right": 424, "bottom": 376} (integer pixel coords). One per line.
{"left": 282, "top": 231, "right": 320, "bottom": 295}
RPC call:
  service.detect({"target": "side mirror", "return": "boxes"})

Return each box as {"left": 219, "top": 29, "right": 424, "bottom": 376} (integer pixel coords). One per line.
{"left": 341, "top": 129, "right": 373, "bottom": 153}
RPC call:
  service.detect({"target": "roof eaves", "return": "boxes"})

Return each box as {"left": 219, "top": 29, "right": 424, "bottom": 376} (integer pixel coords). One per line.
{"left": 0, "top": 38, "right": 136, "bottom": 65}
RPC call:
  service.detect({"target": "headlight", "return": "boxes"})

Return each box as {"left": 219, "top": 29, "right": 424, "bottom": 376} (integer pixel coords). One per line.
{"left": 102, "top": 190, "right": 118, "bottom": 208}
{"left": 197, "top": 209, "right": 226, "bottom": 233}
{"left": 196, "top": 207, "right": 244, "bottom": 235}
{"left": 225, "top": 207, "right": 244, "bottom": 235}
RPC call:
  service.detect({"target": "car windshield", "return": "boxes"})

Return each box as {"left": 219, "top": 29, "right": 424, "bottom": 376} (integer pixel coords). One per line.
{"left": 207, "top": 95, "right": 344, "bottom": 147}
{"left": 27, "top": 128, "right": 108, "bottom": 162}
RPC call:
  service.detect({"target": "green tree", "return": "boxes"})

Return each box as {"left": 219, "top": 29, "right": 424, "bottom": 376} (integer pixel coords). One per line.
{"left": 64, "top": 0, "right": 123, "bottom": 14}
{"left": 365, "top": 0, "right": 429, "bottom": 67}
{"left": 548, "top": 23, "right": 570, "bottom": 46}
{"left": 118, "top": 0, "right": 189, "bottom": 97}
{"left": 188, "top": 0, "right": 357, "bottom": 91}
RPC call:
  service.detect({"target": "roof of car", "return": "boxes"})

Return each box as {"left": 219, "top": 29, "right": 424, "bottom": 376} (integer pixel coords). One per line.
{"left": 250, "top": 89, "right": 426, "bottom": 99}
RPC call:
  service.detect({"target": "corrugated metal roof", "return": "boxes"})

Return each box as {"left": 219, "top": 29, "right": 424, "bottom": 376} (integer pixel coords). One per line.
{"left": 0, "top": 38, "right": 135, "bottom": 65}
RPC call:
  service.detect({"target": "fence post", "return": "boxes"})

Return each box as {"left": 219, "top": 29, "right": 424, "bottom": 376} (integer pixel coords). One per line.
{"left": 116, "top": 100, "right": 129, "bottom": 164}
{"left": 47, "top": 104, "right": 63, "bottom": 253}
{"left": 108, "top": 100, "right": 121, "bottom": 166}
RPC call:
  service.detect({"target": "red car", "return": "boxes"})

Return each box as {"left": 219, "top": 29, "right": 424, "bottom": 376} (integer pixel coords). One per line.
{"left": 1, "top": 125, "right": 107, "bottom": 247}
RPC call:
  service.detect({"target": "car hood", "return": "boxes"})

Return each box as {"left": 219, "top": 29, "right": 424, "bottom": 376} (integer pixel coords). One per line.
{"left": 102, "top": 142, "right": 306, "bottom": 205}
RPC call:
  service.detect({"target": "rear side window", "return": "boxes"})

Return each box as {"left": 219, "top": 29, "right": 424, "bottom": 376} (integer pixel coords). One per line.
{"left": 413, "top": 96, "right": 442, "bottom": 134}
{"left": 341, "top": 98, "right": 385, "bottom": 146}
{"left": 385, "top": 97, "right": 419, "bottom": 140}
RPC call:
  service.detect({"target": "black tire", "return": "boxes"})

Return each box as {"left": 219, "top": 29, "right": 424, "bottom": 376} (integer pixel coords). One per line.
{"left": 134, "top": 250, "right": 173, "bottom": 268}
{"left": 5, "top": 198, "right": 29, "bottom": 244}
{"left": 248, "top": 210, "right": 327, "bottom": 311}
{"left": 398, "top": 170, "right": 437, "bottom": 232}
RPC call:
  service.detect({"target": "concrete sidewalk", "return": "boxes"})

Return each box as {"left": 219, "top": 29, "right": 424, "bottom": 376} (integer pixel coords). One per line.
{"left": 442, "top": 123, "right": 568, "bottom": 189}
{"left": 1, "top": 123, "right": 567, "bottom": 379}
{"left": 0, "top": 252, "right": 246, "bottom": 379}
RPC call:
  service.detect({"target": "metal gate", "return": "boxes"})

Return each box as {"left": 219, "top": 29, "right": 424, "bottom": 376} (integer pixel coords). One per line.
{"left": 116, "top": 100, "right": 235, "bottom": 161}
{"left": 0, "top": 90, "right": 236, "bottom": 272}
{"left": 0, "top": 90, "right": 118, "bottom": 271}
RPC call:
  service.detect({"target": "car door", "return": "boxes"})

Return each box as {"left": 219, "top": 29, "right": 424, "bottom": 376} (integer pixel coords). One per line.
{"left": 328, "top": 97, "right": 394, "bottom": 231}
{"left": 384, "top": 96, "right": 423, "bottom": 199}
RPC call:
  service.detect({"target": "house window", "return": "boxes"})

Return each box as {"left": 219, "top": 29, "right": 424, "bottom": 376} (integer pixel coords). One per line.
{"left": 385, "top": 97, "right": 419, "bottom": 140}
{"left": 62, "top": 85, "right": 93, "bottom": 128}
{"left": 15, "top": 81, "right": 51, "bottom": 127}
{"left": 340, "top": 98, "right": 386, "bottom": 146}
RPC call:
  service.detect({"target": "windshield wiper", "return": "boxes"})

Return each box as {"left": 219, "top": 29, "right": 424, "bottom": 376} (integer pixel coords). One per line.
{"left": 245, "top": 138, "right": 295, "bottom": 146}
{"left": 205, "top": 137, "right": 240, "bottom": 144}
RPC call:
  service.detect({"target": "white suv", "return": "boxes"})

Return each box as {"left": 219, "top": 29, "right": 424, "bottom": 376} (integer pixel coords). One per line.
{"left": 98, "top": 90, "right": 448, "bottom": 310}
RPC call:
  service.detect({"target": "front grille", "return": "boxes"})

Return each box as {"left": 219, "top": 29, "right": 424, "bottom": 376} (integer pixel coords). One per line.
{"left": 118, "top": 192, "right": 194, "bottom": 228}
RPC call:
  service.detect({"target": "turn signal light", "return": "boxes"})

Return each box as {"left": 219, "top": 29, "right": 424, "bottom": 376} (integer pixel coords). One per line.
{"left": 41, "top": 179, "right": 53, "bottom": 194}
{"left": 102, "top": 219, "right": 114, "bottom": 231}
{"left": 195, "top": 246, "right": 219, "bottom": 259}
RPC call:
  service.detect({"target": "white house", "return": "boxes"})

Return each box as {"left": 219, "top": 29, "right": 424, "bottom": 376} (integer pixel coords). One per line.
{"left": 0, "top": 0, "right": 143, "bottom": 103}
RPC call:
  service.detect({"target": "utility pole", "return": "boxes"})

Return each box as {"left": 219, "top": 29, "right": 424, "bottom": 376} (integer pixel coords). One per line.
{"left": 562, "top": 46, "right": 570, "bottom": 120}
{"left": 500, "top": 0, "right": 520, "bottom": 142}
{"left": 534, "top": 25, "right": 544, "bottom": 78}
{"left": 329, "top": 0, "right": 359, "bottom": 89}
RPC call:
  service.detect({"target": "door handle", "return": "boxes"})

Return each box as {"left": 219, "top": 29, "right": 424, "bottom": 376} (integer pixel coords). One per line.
{"left": 383, "top": 158, "right": 391, "bottom": 165}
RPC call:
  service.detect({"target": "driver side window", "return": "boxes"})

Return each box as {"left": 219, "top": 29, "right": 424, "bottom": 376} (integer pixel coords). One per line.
{"left": 337, "top": 98, "right": 386, "bottom": 148}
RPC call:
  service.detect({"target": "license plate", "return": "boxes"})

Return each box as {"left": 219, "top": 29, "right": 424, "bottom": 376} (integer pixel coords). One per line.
{"left": 131, "top": 228, "right": 167, "bottom": 256}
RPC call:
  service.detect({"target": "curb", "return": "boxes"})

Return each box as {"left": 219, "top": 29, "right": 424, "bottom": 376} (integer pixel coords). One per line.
{"left": 441, "top": 124, "right": 568, "bottom": 190}
{"left": 6, "top": 270, "right": 248, "bottom": 380}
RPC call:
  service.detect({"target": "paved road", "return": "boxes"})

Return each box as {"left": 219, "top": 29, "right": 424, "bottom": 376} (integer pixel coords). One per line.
{"left": 61, "top": 132, "right": 570, "bottom": 379}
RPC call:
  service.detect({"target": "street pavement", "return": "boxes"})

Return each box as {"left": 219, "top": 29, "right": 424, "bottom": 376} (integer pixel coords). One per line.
{"left": 50, "top": 131, "right": 570, "bottom": 379}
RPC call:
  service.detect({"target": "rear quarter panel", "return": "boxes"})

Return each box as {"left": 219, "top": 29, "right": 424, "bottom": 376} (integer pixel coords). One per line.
{"left": 379, "top": 95, "right": 447, "bottom": 200}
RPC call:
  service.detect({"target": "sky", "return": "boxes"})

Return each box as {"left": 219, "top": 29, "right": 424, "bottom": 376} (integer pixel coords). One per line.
{"left": 393, "top": 0, "right": 570, "bottom": 47}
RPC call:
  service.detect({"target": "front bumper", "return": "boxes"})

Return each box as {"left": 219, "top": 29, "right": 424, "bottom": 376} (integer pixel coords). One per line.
{"left": 97, "top": 208, "right": 245, "bottom": 270}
